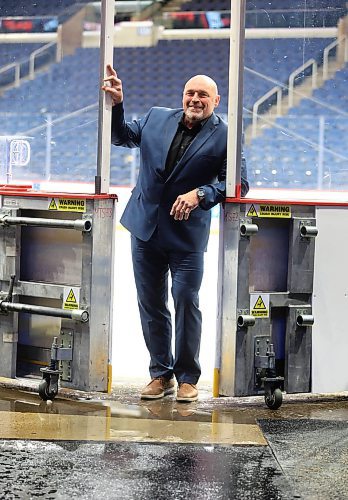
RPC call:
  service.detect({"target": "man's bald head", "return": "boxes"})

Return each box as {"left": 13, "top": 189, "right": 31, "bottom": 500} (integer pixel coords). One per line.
{"left": 184, "top": 75, "right": 219, "bottom": 95}
{"left": 182, "top": 75, "right": 220, "bottom": 127}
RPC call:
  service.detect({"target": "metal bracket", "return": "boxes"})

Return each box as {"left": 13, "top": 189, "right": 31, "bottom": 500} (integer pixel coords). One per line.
{"left": 59, "top": 328, "right": 74, "bottom": 382}
{"left": 254, "top": 336, "right": 272, "bottom": 387}
{"left": 296, "top": 307, "right": 314, "bottom": 327}
{"left": 240, "top": 217, "right": 258, "bottom": 237}
{"left": 0, "top": 209, "right": 11, "bottom": 221}
{"left": 237, "top": 309, "right": 255, "bottom": 328}
{"left": 254, "top": 335, "right": 284, "bottom": 392}
{"left": 254, "top": 336, "right": 272, "bottom": 367}
{"left": 299, "top": 220, "right": 318, "bottom": 238}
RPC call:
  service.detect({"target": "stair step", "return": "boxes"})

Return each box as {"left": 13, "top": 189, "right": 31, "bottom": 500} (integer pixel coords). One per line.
{"left": 246, "top": 57, "right": 343, "bottom": 143}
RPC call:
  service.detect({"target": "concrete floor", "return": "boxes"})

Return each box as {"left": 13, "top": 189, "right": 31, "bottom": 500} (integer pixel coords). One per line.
{"left": 0, "top": 380, "right": 348, "bottom": 499}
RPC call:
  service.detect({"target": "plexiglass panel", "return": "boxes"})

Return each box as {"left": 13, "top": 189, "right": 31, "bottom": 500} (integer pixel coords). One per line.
{"left": 0, "top": 1, "right": 102, "bottom": 192}
{"left": 243, "top": 0, "right": 348, "bottom": 193}
{"left": 0, "top": 1, "right": 347, "bottom": 195}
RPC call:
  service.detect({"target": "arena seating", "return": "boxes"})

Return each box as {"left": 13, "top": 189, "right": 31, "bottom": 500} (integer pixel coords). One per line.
{"left": 0, "top": 0, "right": 90, "bottom": 16}
{"left": 244, "top": 64, "right": 348, "bottom": 190}
{"left": 0, "top": 36, "right": 335, "bottom": 185}
{"left": 181, "top": 0, "right": 229, "bottom": 10}
{"left": 181, "top": 0, "right": 346, "bottom": 11}
{"left": 0, "top": 43, "right": 52, "bottom": 87}
{"left": 179, "top": 0, "right": 346, "bottom": 29}
{"left": 0, "top": 43, "right": 44, "bottom": 66}
{"left": 0, "top": 37, "right": 332, "bottom": 115}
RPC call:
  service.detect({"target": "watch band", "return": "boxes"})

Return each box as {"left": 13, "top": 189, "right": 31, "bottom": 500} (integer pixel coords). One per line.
{"left": 197, "top": 187, "right": 205, "bottom": 201}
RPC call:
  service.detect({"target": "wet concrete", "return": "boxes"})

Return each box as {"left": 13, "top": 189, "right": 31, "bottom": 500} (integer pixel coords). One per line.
{"left": 0, "top": 384, "right": 348, "bottom": 498}
{"left": 0, "top": 440, "right": 292, "bottom": 500}
{"left": 0, "top": 387, "right": 266, "bottom": 445}
{"left": 260, "top": 419, "right": 348, "bottom": 500}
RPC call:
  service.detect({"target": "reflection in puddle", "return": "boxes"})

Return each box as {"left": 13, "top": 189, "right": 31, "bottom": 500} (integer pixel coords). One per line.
{"left": 0, "top": 386, "right": 347, "bottom": 445}
{"left": 1, "top": 387, "right": 348, "bottom": 424}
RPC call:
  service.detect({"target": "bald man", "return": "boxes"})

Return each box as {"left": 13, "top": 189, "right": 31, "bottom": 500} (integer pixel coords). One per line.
{"left": 103, "top": 66, "right": 249, "bottom": 402}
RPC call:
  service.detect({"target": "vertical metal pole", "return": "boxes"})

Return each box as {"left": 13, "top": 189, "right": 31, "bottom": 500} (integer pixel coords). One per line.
{"left": 317, "top": 115, "right": 325, "bottom": 190}
{"left": 214, "top": 0, "right": 246, "bottom": 396}
{"left": 226, "top": 0, "right": 246, "bottom": 197}
{"left": 4, "top": 138, "right": 10, "bottom": 184}
{"left": 45, "top": 113, "right": 52, "bottom": 181}
{"left": 5, "top": 139, "right": 11, "bottom": 184}
{"left": 96, "top": 0, "right": 115, "bottom": 194}
{"left": 214, "top": 207, "right": 225, "bottom": 397}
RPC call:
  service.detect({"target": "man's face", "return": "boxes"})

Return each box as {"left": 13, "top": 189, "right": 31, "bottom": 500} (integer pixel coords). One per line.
{"left": 182, "top": 76, "right": 220, "bottom": 125}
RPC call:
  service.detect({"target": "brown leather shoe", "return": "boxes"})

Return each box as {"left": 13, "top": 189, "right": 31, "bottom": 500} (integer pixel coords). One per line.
{"left": 176, "top": 383, "right": 198, "bottom": 402}
{"left": 140, "top": 377, "right": 175, "bottom": 400}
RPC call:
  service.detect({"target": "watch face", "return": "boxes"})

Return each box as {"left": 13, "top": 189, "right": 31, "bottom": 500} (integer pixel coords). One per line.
{"left": 198, "top": 188, "right": 205, "bottom": 199}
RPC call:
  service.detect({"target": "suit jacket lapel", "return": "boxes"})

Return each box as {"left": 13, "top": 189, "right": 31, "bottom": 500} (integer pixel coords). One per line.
{"left": 161, "top": 110, "right": 183, "bottom": 170}
{"left": 166, "top": 113, "right": 219, "bottom": 182}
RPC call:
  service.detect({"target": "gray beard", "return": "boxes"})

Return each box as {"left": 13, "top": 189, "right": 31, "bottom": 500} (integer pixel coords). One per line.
{"left": 185, "top": 108, "right": 204, "bottom": 122}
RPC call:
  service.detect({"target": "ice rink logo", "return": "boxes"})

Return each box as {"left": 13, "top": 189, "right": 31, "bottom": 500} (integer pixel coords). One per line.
{"left": 9, "top": 139, "right": 31, "bottom": 167}
{"left": 0, "top": 136, "right": 31, "bottom": 183}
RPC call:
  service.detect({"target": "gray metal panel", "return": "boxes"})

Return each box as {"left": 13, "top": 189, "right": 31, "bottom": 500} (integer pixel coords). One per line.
{"left": 235, "top": 213, "right": 271, "bottom": 396}
{"left": 0, "top": 223, "right": 18, "bottom": 281}
{"left": 237, "top": 220, "right": 253, "bottom": 308}
{"left": 2, "top": 196, "right": 51, "bottom": 211}
{"left": 312, "top": 206, "right": 348, "bottom": 393}
{"left": 236, "top": 318, "right": 272, "bottom": 396}
{"left": 249, "top": 219, "right": 289, "bottom": 292}
{"left": 217, "top": 204, "right": 240, "bottom": 396}
{"left": 20, "top": 210, "right": 83, "bottom": 285}
{"left": 0, "top": 215, "right": 19, "bottom": 377}
{"left": 17, "top": 297, "right": 62, "bottom": 348}
{"left": 218, "top": 202, "right": 315, "bottom": 397}
{"left": 0, "top": 314, "right": 17, "bottom": 377}
{"left": 18, "top": 281, "right": 68, "bottom": 300}
{"left": 0, "top": 194, "right": 116, "bottom": 394}
{"left": 284, "top": 305, "right": 312, "bottom": 393}
{"left": 79, "top": 197, "right": 115, "bottom": 391}
{"left": 287, "top": 215, "right": 316, "bottom": 293}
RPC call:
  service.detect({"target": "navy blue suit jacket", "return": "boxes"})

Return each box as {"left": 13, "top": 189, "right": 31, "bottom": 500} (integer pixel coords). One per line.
{"left": 111, "top": 103, "right": 249, "bottom": 252}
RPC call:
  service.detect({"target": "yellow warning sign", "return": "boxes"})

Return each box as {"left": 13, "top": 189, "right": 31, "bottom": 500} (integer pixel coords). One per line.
{"left": 246, "top": 204, "right": 291, "bottom": 219}
{"left": 63, "top": 287, "right": 79, "bottom": 310}
{"left": 259, "top": 204, "right": 291, "bottom": 218}
{"left": 49, "top": 198, "right": 57, "bottom": 210}
{"left": 246, "top": 204, "right": 258, "bottom": 217}
{"left": 250, "top": 293, "right": 269, "bottom": 318}
{"left": 49, "top": 198, "right": 86, "bottom": 213}
{"left": 254, "top": 296, "right": 266, "bottom": 309}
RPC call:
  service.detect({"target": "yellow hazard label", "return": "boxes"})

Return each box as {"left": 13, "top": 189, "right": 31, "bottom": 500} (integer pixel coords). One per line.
{"left": 246, "top": 204, "right": 291, "bottom": 218}
{"left": 63, "top": 288, "right": 79, "bottom": 310}
{"left": 250, "top": 294, "right": 269, "bottom": 318}
{"left": 49, "top": 199, "right": 57, "bottom": 210}
{"left": 49, "top": 198, "right": 86, "bottom": 213}
{"left": 246, "top": 204, "right": 258, "bottom": 217}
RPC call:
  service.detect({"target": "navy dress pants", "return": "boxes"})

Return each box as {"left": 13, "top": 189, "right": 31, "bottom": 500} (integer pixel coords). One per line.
{"left": 131, "top": 232, "right": 204, "bottom": 384}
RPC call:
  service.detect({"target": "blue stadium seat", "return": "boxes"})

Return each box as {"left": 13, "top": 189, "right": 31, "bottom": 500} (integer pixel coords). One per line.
{"left": 0, "top": 0, "right": 90, "bottom": 16}
{"left": 0, "top": 37, "right": 341, "bottom": 186}
{"left": 245, "top": 62, "right": 348, "bottom": 190}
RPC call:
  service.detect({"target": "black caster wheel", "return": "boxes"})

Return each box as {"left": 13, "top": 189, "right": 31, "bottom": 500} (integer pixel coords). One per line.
{"left": 39, "top": 379, "right": 57, "bottom": 401}
{"left": 265, "top": 388, "right": 283, "bottom": 410}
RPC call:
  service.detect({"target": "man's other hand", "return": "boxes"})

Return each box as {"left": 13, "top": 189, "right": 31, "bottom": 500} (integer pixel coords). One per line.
{"left": 170, "top": 189, "right": 200, "bottom": 221}
{"left": 102, "top": 64, "right": 123, "bottom": 106}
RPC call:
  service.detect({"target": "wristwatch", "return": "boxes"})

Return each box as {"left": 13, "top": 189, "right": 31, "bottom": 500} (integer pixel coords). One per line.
{"left": 197, "top": 187, "right": 205, "bottom": 201}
